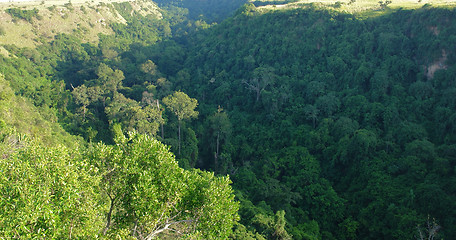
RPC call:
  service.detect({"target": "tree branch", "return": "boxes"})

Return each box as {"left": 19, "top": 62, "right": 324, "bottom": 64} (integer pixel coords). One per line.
{"left": 145, "top": 219, "right": 194, "bottom": 240}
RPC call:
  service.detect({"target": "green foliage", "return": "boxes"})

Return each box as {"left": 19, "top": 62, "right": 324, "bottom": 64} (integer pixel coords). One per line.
{"left": 0, "top": 136, "right": 104, "bottom": 238}
{"left": 154, "top": 0, "right": 248, "bottom": 23}
{"left": 171, "top": 5, "right": 456, "bottom": 240}
{"left": 105, "top": 93, "right": 163, "bottom": 136}
{"left": 378, "top": 0, "right": 392, "bottom": 9}
{"left": 163, "top": 91, "right": 198, "bottom": 156}
{"left": 86, "top": 131, "right": 239, "bottom": 238}
{"left": 0, "top": 74, "right": 79, "bottom": 147}
{"left": 251, "top": 210, "right": 292, "bottom": 240}
{"left": 5, "top": 8, "right": 41, "bottom": 23}
{"left": 2, "top": 1, "right": 456, "bottom": 239}
{"left": 163, "top": 91, "right": 198, "bottom": 122}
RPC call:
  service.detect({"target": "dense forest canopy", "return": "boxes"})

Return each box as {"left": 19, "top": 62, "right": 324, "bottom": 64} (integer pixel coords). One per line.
{"left": 153, "top": 0, "right": 248, "bottom": 23}
{"left": 1, "top": 0, "right": 456, "bottom": 239}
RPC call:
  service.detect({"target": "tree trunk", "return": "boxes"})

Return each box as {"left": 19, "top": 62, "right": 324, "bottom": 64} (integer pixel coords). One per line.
{"left": 83, "top": 105, "right": 87, "bottom": 121}
{"left": 256, "top": 88, "right": 260, "bottom": 103}
{"left": 103, "top": 195, "right": 115, "bottom": 235}
{"left": 216, "top": 131, "right": 220, "bottom": 158}
{"left": 156, "top": 100, "right": 164, "bottom": 139}
{"left": 178, "top": 120, "right": 181, "bottom": 156}
{"left": 215, "top": 132, "right": 220, "bottom": 171}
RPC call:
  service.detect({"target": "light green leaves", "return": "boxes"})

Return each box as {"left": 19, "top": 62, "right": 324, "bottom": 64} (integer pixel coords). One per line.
{"left": 89, "top": 131, "right": 238, "bottom": 239}
{"left": 0, "top": 139, "right": 104, "bottom": 238}
{"left": 163, "top": 91, "right": 199, "bottom": 122}
{"left": 0, "top": 130, "right": 239, "bottom": 239}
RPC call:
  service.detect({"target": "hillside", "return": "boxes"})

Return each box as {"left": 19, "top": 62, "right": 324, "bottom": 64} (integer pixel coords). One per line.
{"left": 174, "top": 4, "right": 456, "bottom": 239}
{"left": 0, "top": 0, "right": 161, "bottom": 50}
{"left": 252, "top": 0, "right": 456, "bottom": 10}
{"left": 1, "top": 0, "right": 456, "bottom": 239}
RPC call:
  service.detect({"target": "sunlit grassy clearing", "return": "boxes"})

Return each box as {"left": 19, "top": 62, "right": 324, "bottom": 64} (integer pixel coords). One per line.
{"left": 0, "top": 5, "right": 116, "bottom": 48}
{"left": 0, "top": 0, "right": 133, "bottom": 10}
{"left": 257, "top": 0, "right": 456, "bottom": 13}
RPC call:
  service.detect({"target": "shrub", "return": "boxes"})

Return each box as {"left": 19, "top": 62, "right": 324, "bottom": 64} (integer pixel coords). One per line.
{"left": 5, "top": 8, "right": 41, "bottom": 23}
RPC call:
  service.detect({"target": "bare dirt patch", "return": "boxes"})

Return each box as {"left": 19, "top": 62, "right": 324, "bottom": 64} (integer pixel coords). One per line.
{"left": 426, "top": 49, "right": 448, "bottom": 79}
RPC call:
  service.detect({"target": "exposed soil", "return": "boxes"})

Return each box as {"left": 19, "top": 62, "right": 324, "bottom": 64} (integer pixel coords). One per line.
{"left": 426, "top": 49, "right": 448, "bottom": 79}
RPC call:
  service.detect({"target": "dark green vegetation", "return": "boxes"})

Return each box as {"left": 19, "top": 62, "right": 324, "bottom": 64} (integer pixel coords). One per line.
{"left": 154, "top": 0, "right": 248, "bottom": 23}
{"left": 181, "top": 6, "right": 456, "bottom": 239}
{"left": 1, "top": 1, "right": 456, "bottom": 239}
{"left": 5, "top": 8, "right": 42, "bottom": 23}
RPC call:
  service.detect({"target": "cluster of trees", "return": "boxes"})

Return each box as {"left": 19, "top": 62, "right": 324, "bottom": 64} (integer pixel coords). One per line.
{"left": 1, "top": 1, "right": 456, "bottom": 239}
{"left": 5, "top": 8, "right": 42, "bottom": 23}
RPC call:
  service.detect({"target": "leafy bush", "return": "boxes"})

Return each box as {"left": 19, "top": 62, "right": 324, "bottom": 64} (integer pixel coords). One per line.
{"left": 6, "top": 8, "right": 41, "bottom": 23}
{"left": 47, "top": 5, "right": 56, "bottom": 11}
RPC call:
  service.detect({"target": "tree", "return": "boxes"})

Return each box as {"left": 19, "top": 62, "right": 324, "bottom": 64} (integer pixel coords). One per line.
{"left": 416, "top": 216, "right": 440, "bottom": 240}
{"left": 315, "top": 93, "right": 340, "bottom": 117}
{"left": 0, "top": 134, "right": 104, "bottom": 238}
{"left": 243, "top": 66, "right": 276, "bottom": 103}
{"left": 142, "top": 91, "right": 165, "bottom": 139}
{"left": 105, "top": 93, "right": 163, "bottom": 136}
{"left": 87, "top": 131, "right": 239, "bottom": 239}
{"left": 303, "top": 104, "right": 319, "bottom": 128}
{"left": 252, "top": 210, "right": 292, "bottom": 240}
{"left": 72, "top": 84, "right": 101, "bottom": 121}
{"left": 96, "top": 63, "right": 125, "bottom": 98}
{"left": 209, "top": 106, "right": 232, "bottom": 170}
{"left": 378, "top": 0, "right": 392, "bottom": 9}
{"left": 140, "top": 60, "right": 158, "bottom": 76}
{"left": 163, "top": 91, "right": 199, "bottom": 156}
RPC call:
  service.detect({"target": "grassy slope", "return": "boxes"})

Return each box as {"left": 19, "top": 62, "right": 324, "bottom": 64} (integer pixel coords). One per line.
{"left": 0, "top": 0, "right": 161, "bottom": 50}
{"left": 254, "top": 0, "right": 456, "bottom": 15}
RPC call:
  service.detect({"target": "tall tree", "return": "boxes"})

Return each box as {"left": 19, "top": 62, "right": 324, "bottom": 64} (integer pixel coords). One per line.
{"left": 209, "top": 106, "right": 232, "bottom": 170}
{"left": 163, "top": 91, "right": 198, "bottom": 156}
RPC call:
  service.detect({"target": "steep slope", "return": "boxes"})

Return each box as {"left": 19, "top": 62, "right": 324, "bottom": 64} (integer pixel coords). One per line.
{"left": 170, "top": 5, "right": 456, "bottom": 239}
{"left": 0, "top": 74, "right": 80, "bottom": 147}
{"left": 0, "top": 0, "right": 161, "bottom": 50}
{"left": 0, "top": 0, "right": 174, "bottom": 144}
